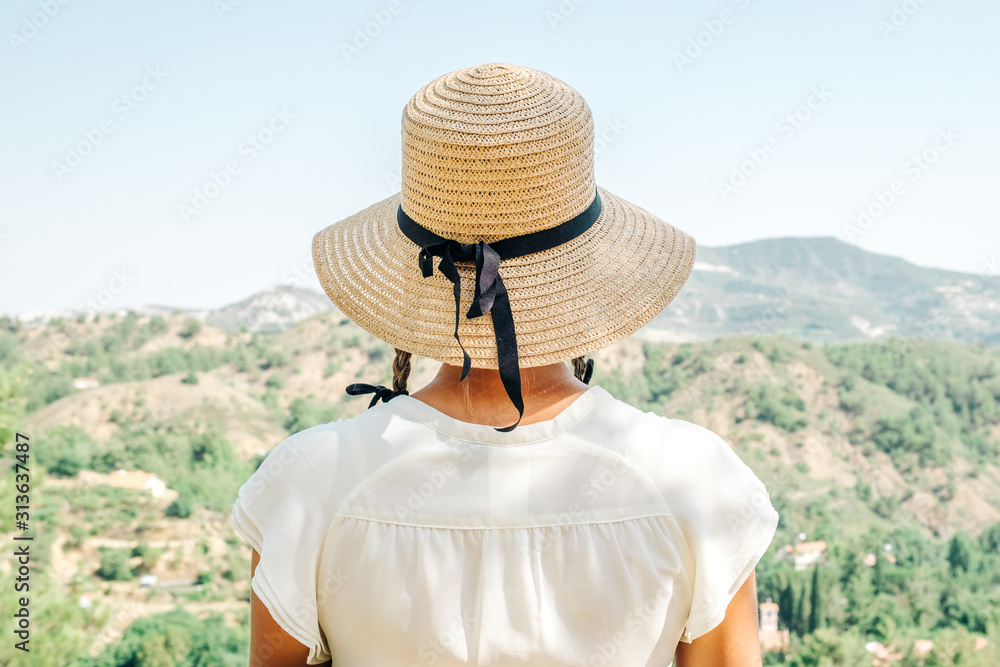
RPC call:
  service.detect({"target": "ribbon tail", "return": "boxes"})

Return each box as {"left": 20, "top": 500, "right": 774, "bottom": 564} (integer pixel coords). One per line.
{"left": 456, "top": 287, "right": 472, "bottom": 381}
{"left": 467, "top": 241, "right": 500, "bottom": 319}
{"left": 435, "top": 249, "right": 473, "bottom": 381}
{"left": 489, "top": 277, "right": 524, "bottom": 432}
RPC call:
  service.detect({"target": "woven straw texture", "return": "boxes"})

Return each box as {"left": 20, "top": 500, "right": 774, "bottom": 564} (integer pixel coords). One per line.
{"left": 312, "top": 63, "right": 696, "bottom": 369}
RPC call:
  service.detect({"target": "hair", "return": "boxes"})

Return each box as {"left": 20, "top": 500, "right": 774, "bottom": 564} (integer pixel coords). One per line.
{"left": 390, "top": 349, "right": 591, "bottom": 394}
{"left": 392, "top": 349, "right": 412, "bottom": 393}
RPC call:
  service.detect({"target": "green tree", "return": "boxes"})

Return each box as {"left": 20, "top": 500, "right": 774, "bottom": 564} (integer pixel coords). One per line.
{"left": 166, "top": 493, "right": 193, "bottom": 519}
{"left": 795, "top": 583, "right": 808, "bottom": 637}
{"left": 283, "top": 397, "right": 340, "bottom": 435}
{"left": 0, "top": 364, "right": 27, "bottom": 445}
{"left": 808, "top": 565, "right": 823, "bottom": 632}
{"left": 794, "top": 627, "right": 871, "bottom": 667}
{"left": 870, "top": 406, "right": 943, "bottom": 467}
{"left": 78, "top": 608, "right": 249, "bottom": 666}
{"left": 35, "top": 424, "right": 98, "bottom": 475}
{"left": 947, "top": 532, "right": 974, "bottom": 575}
{"left": 133, "top": 541, "right": 164, "bottom": 573}
{"left": 96, "top": 548, "right": 135, "bottom": 581}
{"left": 979, "top": 521, "right": 1000, "bottom": 554}
{"left": 779, "top": 581, "right": 796, "bottom": 634}
{"left": 744, "top": 382, "right": 808, "bottom": 432}
{"left": 178, "top": 318, "right": 202, "bottom": 339}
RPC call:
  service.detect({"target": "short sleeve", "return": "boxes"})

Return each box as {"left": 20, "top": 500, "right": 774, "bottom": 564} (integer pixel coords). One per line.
{"left": 672, "top": 423, "right": 780, "bottom": 644}
{"left": 231, "top": 430, "right": 333, "bottom": 664}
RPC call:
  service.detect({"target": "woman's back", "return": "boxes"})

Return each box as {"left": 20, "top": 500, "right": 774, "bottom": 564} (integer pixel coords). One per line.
{"left": 231, "top": 385, "right": 779, "bottom": 665}
{"left": 236, "top": 61, "right": 776, "bottom": 666}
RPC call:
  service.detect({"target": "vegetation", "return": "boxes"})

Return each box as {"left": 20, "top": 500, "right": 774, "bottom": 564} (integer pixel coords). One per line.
{"left": 96, "top": 547, "right": 136, "bottom": 581}
{"left": 744, "top": 382, "right": 809, "bottom": 432}
{"left": 178, "top": 317, "right": 202, "bottom": 339}
{"left": 22, "top": 315, "right": 294, "bottom": 412}
{"left": 283, "top": 396, "right": 341, "bottom": 435}
{"left": 75, "top": 609, "right": 249, "bottom": 666}
{"left": 756, "top": 522, "right": 1000, "bottom": 665}
{"left": 825, "top": 339, "right": 1000, "bottom": 467}
{"left": 3, "top": 312, "right": 999, "bottom": 665}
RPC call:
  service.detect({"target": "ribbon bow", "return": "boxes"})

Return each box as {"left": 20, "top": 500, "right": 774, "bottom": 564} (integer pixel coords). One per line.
{"left": 417, "top": 240, "right": 511, "bottom": 378}
{"left": 395, "top": 192, "right": 603, "bottom": 432}
{"left": 417, "top": 238, "right": 523, "bottom": 431}
{"left": 346, "top": 383, "right": 408, "bottom": 409}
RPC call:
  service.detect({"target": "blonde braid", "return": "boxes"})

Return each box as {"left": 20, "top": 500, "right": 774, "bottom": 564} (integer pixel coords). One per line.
{"left": 392, "top": 349, "right": 412, "bottom": 393}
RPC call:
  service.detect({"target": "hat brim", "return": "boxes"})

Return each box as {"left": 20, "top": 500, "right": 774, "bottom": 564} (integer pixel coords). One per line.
{"left": 312, "top": 185, "right": 696, "bottom": 369}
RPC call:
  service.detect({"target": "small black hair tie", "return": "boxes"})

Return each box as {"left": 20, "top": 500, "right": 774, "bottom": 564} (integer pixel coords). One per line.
{"left": 582, "top": 358, "right": 595, "bottom": 385}
{"left": 346, "top": 383, "right": 408, "bottom": 409}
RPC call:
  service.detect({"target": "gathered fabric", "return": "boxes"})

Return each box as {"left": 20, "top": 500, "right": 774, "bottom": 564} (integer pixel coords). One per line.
{"left": 231, "top": 386, "right": 779, "bottom": 665}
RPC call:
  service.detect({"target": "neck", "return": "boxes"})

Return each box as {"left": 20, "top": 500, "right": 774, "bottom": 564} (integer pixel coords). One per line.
{"left": 409, "top": 361, "right": 590, "bottom": 428}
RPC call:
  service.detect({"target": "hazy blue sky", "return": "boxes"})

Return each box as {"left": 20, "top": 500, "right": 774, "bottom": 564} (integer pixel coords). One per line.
{"left": 2, "top": 0, "right": 998, "bottom": 316}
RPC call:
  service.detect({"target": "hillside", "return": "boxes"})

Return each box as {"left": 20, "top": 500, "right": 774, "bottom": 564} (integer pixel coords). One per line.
{"left": 654, "top": 237, "right": 1000, "bottom": 345}
{"left": 12, "top": 238, "right": 1000, "bottom": 348}
{"left": 1, "top": 310, "right": 999, "bottom": 664}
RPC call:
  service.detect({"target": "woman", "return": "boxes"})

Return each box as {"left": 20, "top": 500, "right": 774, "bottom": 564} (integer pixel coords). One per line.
{"left": 231, "top": 63, "right": 779, "bottom": 666}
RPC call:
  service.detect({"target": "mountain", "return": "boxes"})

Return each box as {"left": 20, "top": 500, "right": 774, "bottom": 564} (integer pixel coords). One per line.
{"left": 650, "top": 236, "right": 1000, "bottom": 345}
{"left": 16, "top": 285, "right": 336, "bottom": 334}
{"left": 11, "top": 237, "right": 1000, "bottom": 344}
{"left": 196, "top": 285, "right": 334, "bottom": 334}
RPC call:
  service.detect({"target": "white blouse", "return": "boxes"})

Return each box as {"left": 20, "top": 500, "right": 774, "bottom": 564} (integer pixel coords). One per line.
{"left": 231, "top": 385, "right": 779, "bottom": 666}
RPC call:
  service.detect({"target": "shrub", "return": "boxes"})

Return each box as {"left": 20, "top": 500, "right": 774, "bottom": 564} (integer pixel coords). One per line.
{"left": 132, "top": 541, "right": 165, "bottom": 572}
{"left": 36, "top": 425, "right": 98, "bottom": 475}
{"left": 284, "top": 397, "right": 340, "bottom": 435}
{"left": 870, "top": 407, "right": 944, "bottom": 467}
{"left": 166, "top": 494, "right": 193, "bottom": 519}
{"left": 147, "top": 316, "right": 168, "bottom": 335}
{"left": 96, "top": 547, "right": 135, "bottom": 581}
{"left": 76, "top": 609, "right": 248, "bottom": 665}
{"left": 178, "top": 318, "right": 202, "bottom": 339}
{"left": 744, "top": 383, "right": 808, "bottom": 432}
{"left": 24, "top": 371, "right": 74, "bottom": 412}
{"left": 49, "top": 452, "right": 87, "bottom": 477}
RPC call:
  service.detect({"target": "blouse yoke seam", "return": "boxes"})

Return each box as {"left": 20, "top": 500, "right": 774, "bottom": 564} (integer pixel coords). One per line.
{"left": 333, "top": 511, "right": 674, "bottom": 531}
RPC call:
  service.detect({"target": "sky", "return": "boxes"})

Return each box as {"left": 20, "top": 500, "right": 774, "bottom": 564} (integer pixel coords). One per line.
{"left": 1, "top": 0, "right": 998, "bottom": 316}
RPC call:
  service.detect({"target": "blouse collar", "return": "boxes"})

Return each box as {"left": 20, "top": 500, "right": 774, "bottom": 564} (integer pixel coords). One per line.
{"left": 387, "top": 385, "right": 608, "bottom": 445}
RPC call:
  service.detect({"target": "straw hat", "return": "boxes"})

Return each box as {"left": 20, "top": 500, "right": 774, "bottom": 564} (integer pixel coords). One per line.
{"left": 312, "top": 63, "right": 696, "bottom": 372}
